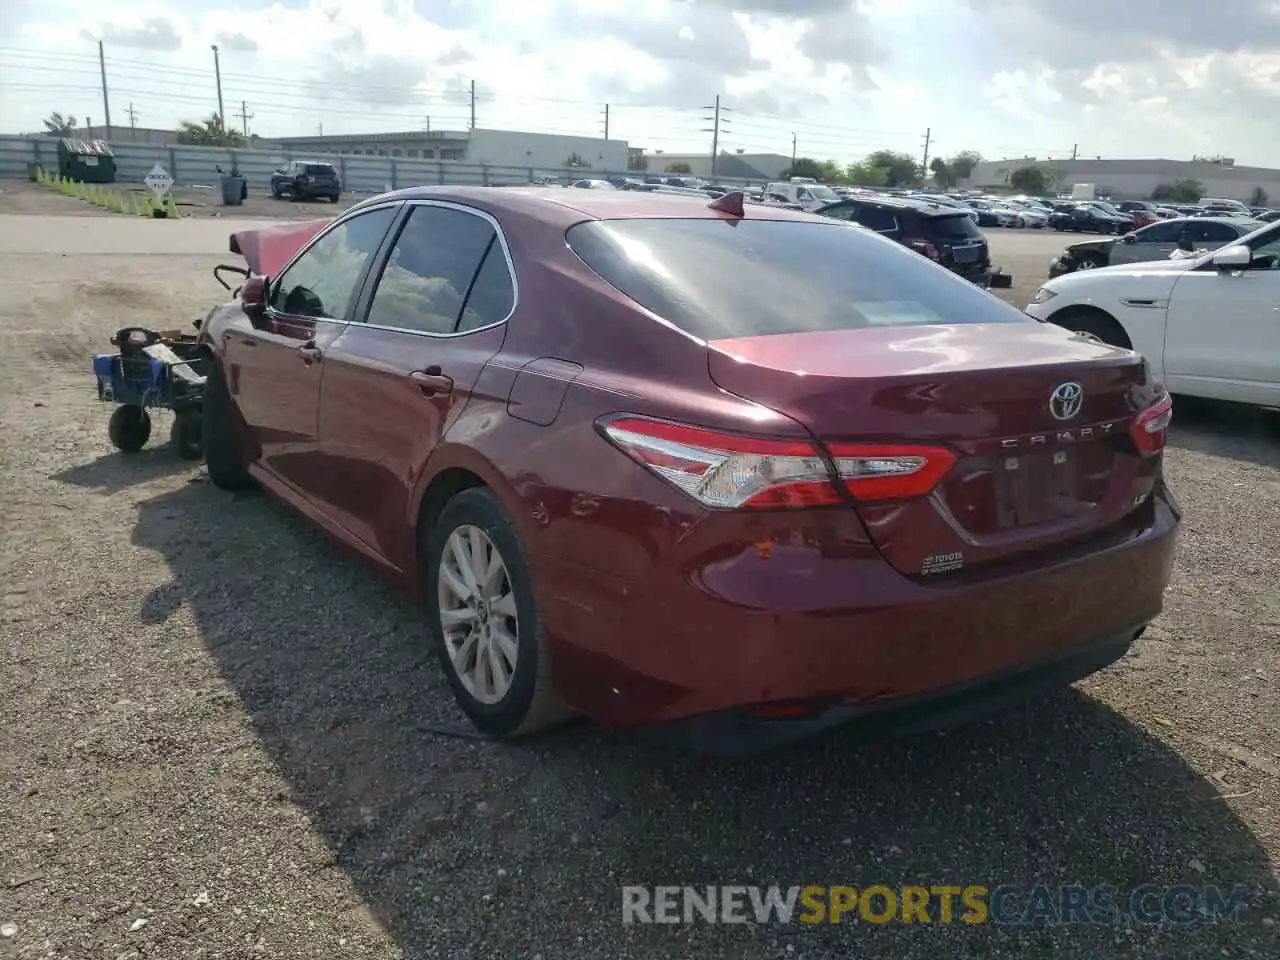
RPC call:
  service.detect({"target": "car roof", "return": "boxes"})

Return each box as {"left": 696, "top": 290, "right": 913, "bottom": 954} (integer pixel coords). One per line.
{"left": 824, "top": 194, "right": 973, "bottom": 217}
{"left": 354, "top": 185, "right": 823, "bottom": 224}
{"left": 1161, "top": 216, "right": 1260, "bottom": 227}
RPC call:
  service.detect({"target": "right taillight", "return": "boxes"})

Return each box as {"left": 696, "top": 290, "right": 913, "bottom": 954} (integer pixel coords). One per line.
{"left": 1130, "top": 394, "right": 1173, "bottom": 456}
{"left": 599, "top": 416, "right": 957, "bottom": 509}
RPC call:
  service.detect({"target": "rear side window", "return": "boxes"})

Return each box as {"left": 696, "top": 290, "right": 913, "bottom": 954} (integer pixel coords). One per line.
{"left": 566, "top": 218, "right": 1028, "bottom": 341}
{"left": 365, "top": 205, "right": 499, "bottom": 334}
{"left": 855, "top": 207, "right": 899, "bottom": 234}
{"left": 1194, "top": 222, "right": 1241, "bottom": 243}
{"left": 922, "top": 213, "right": 983, "bottom": 242}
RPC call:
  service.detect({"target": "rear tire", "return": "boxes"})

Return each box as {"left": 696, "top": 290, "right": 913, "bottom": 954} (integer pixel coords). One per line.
{"left": 1051, "top": 307, "right": 1133, "bottom": 350}
{"left": 423, "top": 487, "right": 571, "bottom": 737}
{"left": 108, "top": 405, "right": 150, "bottom": 453}
{"left": 202, "top": 357, "right": 256, "bottom": 490}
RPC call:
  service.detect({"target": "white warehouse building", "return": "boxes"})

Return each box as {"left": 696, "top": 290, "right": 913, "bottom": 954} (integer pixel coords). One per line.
{"left": 964, "top": 157, "right": 1280, "bottom": 203}
{"left": 270, "top": 127, "right": 631, "bottom": 174}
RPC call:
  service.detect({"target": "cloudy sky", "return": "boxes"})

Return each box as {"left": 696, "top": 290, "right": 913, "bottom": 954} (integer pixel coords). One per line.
{"left": 0, "top": 0, "right": 1277, "bottom": 165}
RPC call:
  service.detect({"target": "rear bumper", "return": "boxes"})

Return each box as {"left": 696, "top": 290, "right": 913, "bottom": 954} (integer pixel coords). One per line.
{"left": 539, "top": 487, "right": 1179, "bottom": 738}
{"left": 956, "top": 265, "right": 1012, "bottom": 288}
{"left": 642, "top": 627, "right": 1142, "bottom": 756}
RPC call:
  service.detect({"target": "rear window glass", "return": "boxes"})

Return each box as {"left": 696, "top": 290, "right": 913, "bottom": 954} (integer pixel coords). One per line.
{"left": 306, "top": 164, "right": 336, "bottom": 175}
{"left": 923, "top": 213, "right": 983, "bottom": 241}
{"left": 566, "top": 218, "right": 1028, "bottom": 341}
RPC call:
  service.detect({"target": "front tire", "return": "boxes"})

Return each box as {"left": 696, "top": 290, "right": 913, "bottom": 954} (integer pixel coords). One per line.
{"left": 424, "top": 488, "right": 569, "bottom": 737}
{"left": 202, "top": 357, "right": 256, "bottom": 490}
{"left": 108, "top": 405, "right": 150, "bottom": 453}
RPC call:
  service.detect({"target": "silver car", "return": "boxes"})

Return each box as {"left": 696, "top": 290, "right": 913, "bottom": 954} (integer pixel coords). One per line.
{"left": 1048, "top": 216, "right": 1263, "bottom": 277}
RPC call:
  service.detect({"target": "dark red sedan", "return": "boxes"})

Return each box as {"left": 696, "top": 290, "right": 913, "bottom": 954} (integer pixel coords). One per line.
{"left": 199, "top": 186, "right": 1179, "bottom": 754}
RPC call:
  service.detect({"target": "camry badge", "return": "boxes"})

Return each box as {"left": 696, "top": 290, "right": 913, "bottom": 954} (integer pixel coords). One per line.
{"left": 1049, "top": 382, "right": 1083, "bottom": 421}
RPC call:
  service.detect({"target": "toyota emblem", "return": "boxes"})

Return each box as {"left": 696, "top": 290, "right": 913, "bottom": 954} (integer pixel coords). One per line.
{"left": 1049, "top": 382, "right": 1083, "bottom": 421}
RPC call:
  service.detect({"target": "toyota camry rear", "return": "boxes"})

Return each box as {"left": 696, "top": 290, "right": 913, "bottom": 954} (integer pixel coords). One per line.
{"left": 522, "top": 203, "right": 1179, "bottom": 754}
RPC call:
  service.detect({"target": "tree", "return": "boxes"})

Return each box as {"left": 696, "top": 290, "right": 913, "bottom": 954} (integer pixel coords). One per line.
{"left": 1009, "top": 166, "right": 1048, "bottom": 195}
{"left": 1151, "top": 179, "right": 1203, "bottom": 203}
{"left": 929, "top": 157, "right": 955, "bottom": 188}
{"left": 664, "top": 161, "right": 692, "bottom": 173}
{"left": 627, "top": 153, "right": 648, "bottom": 171}
{"left": 845, "top": 161, "right": 889, "bottom": 187}
{"left": 863, "top": 150, "right": 919, "bottom": 187}
{"left": 42, "top": 112, "right": 77, "bottom": 136}
{"left": 565, "top": 152, "right": 588, "bottom": 168}
{"left": 947, "top": 150, "right": 983, "bottom": 180}
{"left": 175, "top": 114, "right": 246, "bottom": 147}
{"left": 1250, "top": 186, "right": 1269, "bottom": 207}
{"left": 779, "top": 157, "right": 827, "bottom": 181}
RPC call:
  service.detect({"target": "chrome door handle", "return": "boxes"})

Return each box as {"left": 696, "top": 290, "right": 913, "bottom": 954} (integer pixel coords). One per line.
{"left": 409, "top": 368, "right": 453, "bottom": 395}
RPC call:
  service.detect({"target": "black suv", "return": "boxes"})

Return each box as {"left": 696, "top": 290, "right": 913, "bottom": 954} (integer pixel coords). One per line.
{"left": 270, "top": 161, "right": 342, "bottom": 202}
{"left": 815, "top": 196, "right": 1011, "bottom": 288}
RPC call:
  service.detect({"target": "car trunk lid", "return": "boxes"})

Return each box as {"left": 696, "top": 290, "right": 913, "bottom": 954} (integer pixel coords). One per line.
{"left": 230, "top": 219, "right": 332, "bottom": 276}
{"left": 707, "top": 322, "right": 1164, "bottom": 577}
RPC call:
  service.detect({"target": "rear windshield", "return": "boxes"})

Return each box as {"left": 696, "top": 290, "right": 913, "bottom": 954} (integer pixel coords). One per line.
{"left": 922, "top": 213, "right": 984, "bottom": 241}
{"left": 566, "top": 218, "right": 1028, "bottom": 341}
{"left": 306, "top": 164, "right": 336, "bottom": 175}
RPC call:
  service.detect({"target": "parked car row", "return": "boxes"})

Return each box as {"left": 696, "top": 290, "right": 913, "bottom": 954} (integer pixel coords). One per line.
{"left": 198, "top": 183, "right": 1175, "bottom": 752}
{"left": 1049, "top": 216, "right": 1264, "bottom": 276}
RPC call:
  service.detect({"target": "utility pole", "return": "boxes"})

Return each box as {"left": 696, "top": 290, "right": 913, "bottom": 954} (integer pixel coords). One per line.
{"left": 125, "top": 102, "right": 139, "bottom": 139}
{"left": 469, "top": 79, "right": 476, "bottom": 130}
{"left": 424, "top": 116, "right": 431, "bottom": 133}
{"left": 701, "top": 95, "right": 728, "bottom": 179}
{"left": 1071, "top": 143, "right": 1078, "bottom": 160}
{"left": 602, "top": 103, "right": 609, "bottom": 140}
{"left": 211, "top": 44, "right": 225, "bottom": 128}
{"left": 791, "top": 132, "right": 797, "bottom": 171}
{"left": 233, "top": 99, "right": 254, "bottom": 137}
{"left": 97, "top": 41, "right": 112, "bottom": 139}
{"left": 921, "top": 127, "right": 931, "bottom": 176}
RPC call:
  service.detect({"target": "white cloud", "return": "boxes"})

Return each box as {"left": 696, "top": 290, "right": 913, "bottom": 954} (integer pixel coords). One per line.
{"left": 1, "top": 0, "right": 1277, "bottom": 166}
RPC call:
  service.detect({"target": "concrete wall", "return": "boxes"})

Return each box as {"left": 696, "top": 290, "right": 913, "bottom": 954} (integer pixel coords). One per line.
{"left": 967, "top": 157, "right": 1280, "bottom": 202}
{"left": 0, "top": 134, "right": 760, "bottom": 192}
{"left": 463, "top": 128, "right": 629, "bottom": 172}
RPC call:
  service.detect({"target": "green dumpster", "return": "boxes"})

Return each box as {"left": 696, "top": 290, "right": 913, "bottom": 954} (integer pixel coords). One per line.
{"left": 57, "top": 137, "right": 117, "bottom": 184}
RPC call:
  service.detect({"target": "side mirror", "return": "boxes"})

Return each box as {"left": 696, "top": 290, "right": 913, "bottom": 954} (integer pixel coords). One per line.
{"left": 241, "top": 275, "right": 268, "bottom": 317}
{"left": 1212, "top": 244, "right": 1251, "bottom": 270}
{"left": 1122, "top": 233, "right": 1137, "bottom": 243}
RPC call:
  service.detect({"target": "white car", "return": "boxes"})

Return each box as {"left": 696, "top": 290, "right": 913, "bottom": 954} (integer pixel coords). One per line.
{"left": 1025, "top": 221, "right": 1280, "bottom": 407}
{"left": 1005, "top": 201, "right": 1050, "bottom": 228}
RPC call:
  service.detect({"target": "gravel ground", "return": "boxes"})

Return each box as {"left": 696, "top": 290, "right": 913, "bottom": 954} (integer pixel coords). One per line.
{"left": 1, "top": 200, "right": 1277, "bottom": 960}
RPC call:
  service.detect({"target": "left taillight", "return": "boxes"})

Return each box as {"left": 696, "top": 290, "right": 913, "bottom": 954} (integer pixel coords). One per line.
{"left": 1130, "top": 394, "right": 1173, "bottom": 456}
{"left": 599, "top": 417, "right": 956, "bottom": 509}
{"left": 907, "top": 239, "right": 940, "bottom": 261}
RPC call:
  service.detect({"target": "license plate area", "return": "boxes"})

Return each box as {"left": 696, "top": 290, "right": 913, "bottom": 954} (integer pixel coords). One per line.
{"left": 953, "top": 245, "right": 980, "bottom": 263}
{"left": 996, "top": 449, "right": 1081, "bottom": 528}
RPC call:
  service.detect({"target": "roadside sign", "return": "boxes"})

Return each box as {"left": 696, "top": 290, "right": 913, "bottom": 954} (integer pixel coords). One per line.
{"left": 144, "top": 163, "right": 174, "bottom": 198}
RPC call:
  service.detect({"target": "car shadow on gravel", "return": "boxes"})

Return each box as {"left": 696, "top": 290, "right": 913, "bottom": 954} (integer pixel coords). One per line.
{"left": 53, "top": 448, "right": 197, "bottom": 493}
{"left": 1168, "top": 396, "right": 1280, "bottom": 469}
{"left": 131, "top": 483, "right": 1279, "bottom": 960}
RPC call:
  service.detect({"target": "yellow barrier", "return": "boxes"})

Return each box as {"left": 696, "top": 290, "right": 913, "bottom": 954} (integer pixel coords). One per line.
{"left": 34, "top": 169, "right": 177, "bottom": 218}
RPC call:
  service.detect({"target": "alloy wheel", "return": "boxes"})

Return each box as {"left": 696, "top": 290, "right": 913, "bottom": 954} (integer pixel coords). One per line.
{"left": 437, "top": 524, "right": 520, "bottom": 704}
